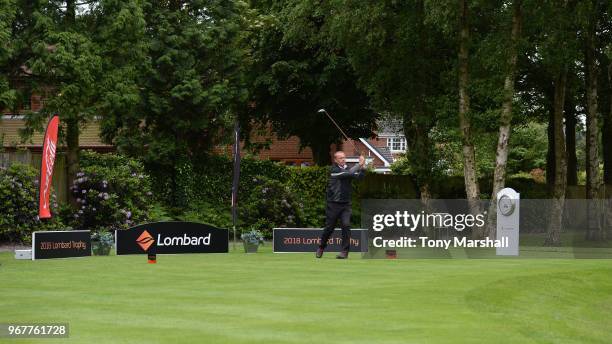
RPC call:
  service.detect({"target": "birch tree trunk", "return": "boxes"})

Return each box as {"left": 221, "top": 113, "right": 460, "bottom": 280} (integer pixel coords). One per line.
{"left": 458, "top": 0, "right": 481, "bottom": 236}
{"left": 565, "top": 91, "right": 578, "bottom": 186}
{"left": 546, "top": 106, "right": 556, "bottom": 187}
{"left": 605, "top": 62, "right": 612, "bottom": 186}
{"left": 584, "top": 13, "right": 604, "bottom": 240}
{"left": 605, "top": 62, "right": 612, "bottom": 239}
{"left": 545, "top": 68, "right": 567, "bottom": 246}
{"left": 486, "top": 0, "right": 522, "bottom": 238}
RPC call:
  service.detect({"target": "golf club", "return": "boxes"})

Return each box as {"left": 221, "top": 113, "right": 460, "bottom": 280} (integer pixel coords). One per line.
{"left": 318, "top": 108, "right": 361, "bottom": 155}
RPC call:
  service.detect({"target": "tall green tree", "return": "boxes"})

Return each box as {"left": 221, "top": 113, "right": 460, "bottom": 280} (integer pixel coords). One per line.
{"left": 246, "top": 0, "right": 375, "bottom": 165}
{"left": 534, "top": 0, "right": 579, "bottom": 245}
{"left": 564, "top": 74, "right": 580, "bottom": 186}
{"left": 486, "top": 0, "right": 523, "bottom": 238}
{"left": 0, "top": 0, "right": 16, "bottom": 110}
{"left": 457, "top": 0, "right": 481, "bottom": 219}
{"left": 322, "top": 0, "right": 455, "bottom": 199}
{"left": 26, "top": 1, "right": 101, "bottom": 204}
{"left": 578, "top": 0, "right": 610, "bottom": 241}
{"left": 605, "top": 49, "right": 612, "bottom": 185}
{"left": 102, "top": 0, "right": 250, "bottom": 206}
{"left": 581, "top": 0, "right": 602, "bottom": 202}
{"left": 14, "top": 0, "right": 146, "bottom": 204}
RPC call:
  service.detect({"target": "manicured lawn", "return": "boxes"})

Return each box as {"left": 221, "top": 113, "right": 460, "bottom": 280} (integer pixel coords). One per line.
{"left": 1, "top": 247, "right": 611, "bottom": 343}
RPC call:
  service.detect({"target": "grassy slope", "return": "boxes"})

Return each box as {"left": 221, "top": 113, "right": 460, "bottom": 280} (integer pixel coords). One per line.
{"left": 1, "top": 248, "right": 611, "bottom": 344}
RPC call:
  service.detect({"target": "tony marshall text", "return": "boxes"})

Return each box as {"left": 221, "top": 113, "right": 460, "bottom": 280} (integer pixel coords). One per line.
{"left": 372, "top": 236, "right": 508, "bottom": 249}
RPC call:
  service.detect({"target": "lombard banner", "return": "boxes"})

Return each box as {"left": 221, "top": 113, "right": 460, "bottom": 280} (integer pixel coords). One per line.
{"left": 273, "top": 228, "right": 368, "bottom": 253}
{"left": 32, "top": 230, "right": 91, "bottom": 260}
{"left": 362, "top": 198, "right": 612, "bottom": 259}
{"left": 38, "top": 115, "right": 59, "bottom": 219}
{"left": 116, "top": 222, "right": 228, "bottom": 255}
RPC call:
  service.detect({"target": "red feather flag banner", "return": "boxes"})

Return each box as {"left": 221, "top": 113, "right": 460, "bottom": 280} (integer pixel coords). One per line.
{"left": 38, "top": 115, "right": 60, "bottom": 219}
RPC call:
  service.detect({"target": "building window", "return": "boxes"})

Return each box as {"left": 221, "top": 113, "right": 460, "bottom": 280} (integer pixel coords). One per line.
{"left": 387, "top": 137, "right": 406, "bottom": 152}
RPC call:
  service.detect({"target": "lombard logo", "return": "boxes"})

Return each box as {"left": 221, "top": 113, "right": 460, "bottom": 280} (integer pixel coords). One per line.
{"left": 158, "top": 233, "right": 211, "bottom": 247}
{"left": 136, "top": 230, "right": 155, "bottom": 251}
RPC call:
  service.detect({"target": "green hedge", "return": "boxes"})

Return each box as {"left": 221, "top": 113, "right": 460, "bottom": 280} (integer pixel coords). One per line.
{"left": 193, "top": 155, "right": 290, "bottom": 205}
{"left": 184, "top": 156, "right": 328, "bottom": 234}
{"left": 356, "top": 174, "right": 418, "bottom": 199}
{"left": 428, "top": 175, "right": 549, "bottom": 199}
{"left": 144, "top": 154, "right": 552, "bottom": 237}
{"left": 0, "top": 151, "right": 557, "bottom": 244}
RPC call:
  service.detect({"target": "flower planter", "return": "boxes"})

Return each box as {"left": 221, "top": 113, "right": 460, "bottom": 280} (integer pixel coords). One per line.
{"left": 241, "top": 229, "right": 264, "bottom": 253}
{"left": 243, "top": 242, "right": 259, "bottom": 253}
{"left": 91, "top": 231, "right": 114, "bottom": 256}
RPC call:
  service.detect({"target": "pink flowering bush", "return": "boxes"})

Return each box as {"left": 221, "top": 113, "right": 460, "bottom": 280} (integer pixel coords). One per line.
{"left": 68, "top": 151, "right": 153, "bottom": 231}
{"left": 0, "top": 163, "right": 64, "bottom": 243}
{"left": 239, "top": 176, "right": 305, "bottom": 237}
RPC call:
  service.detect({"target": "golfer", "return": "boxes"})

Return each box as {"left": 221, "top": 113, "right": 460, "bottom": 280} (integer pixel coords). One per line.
{"left": 316, "top": 151, "right": 366, "bottom": 259}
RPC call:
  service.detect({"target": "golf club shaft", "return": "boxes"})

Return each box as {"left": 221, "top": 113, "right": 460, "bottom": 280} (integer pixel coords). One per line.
{"left": 321, "top": 110, "right": 360, "bottom": 155}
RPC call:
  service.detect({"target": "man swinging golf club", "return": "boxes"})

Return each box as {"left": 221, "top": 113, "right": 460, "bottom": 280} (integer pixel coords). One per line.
{"left": 315, "top": 108, "right": 366, "bottom": 259}
{"left": 316, "top": 151, "right": 365, "bottom": 259}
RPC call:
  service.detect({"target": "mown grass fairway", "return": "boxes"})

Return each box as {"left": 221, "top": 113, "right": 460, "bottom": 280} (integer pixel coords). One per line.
{"left": 1, "top": 247, "right": 611, "bottom": 343}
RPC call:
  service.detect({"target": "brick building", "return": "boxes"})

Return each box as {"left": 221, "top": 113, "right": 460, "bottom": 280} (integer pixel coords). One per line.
{"left": 212, "top": 121, "right": 407, "bottom": 173}
{"left": 2, "top": 93, "right": 407, "bottom": 172}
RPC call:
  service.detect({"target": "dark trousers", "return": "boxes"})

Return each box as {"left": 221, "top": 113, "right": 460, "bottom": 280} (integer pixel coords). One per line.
{"left": 319, "top": 202, "right": 352, "bottom": 252}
